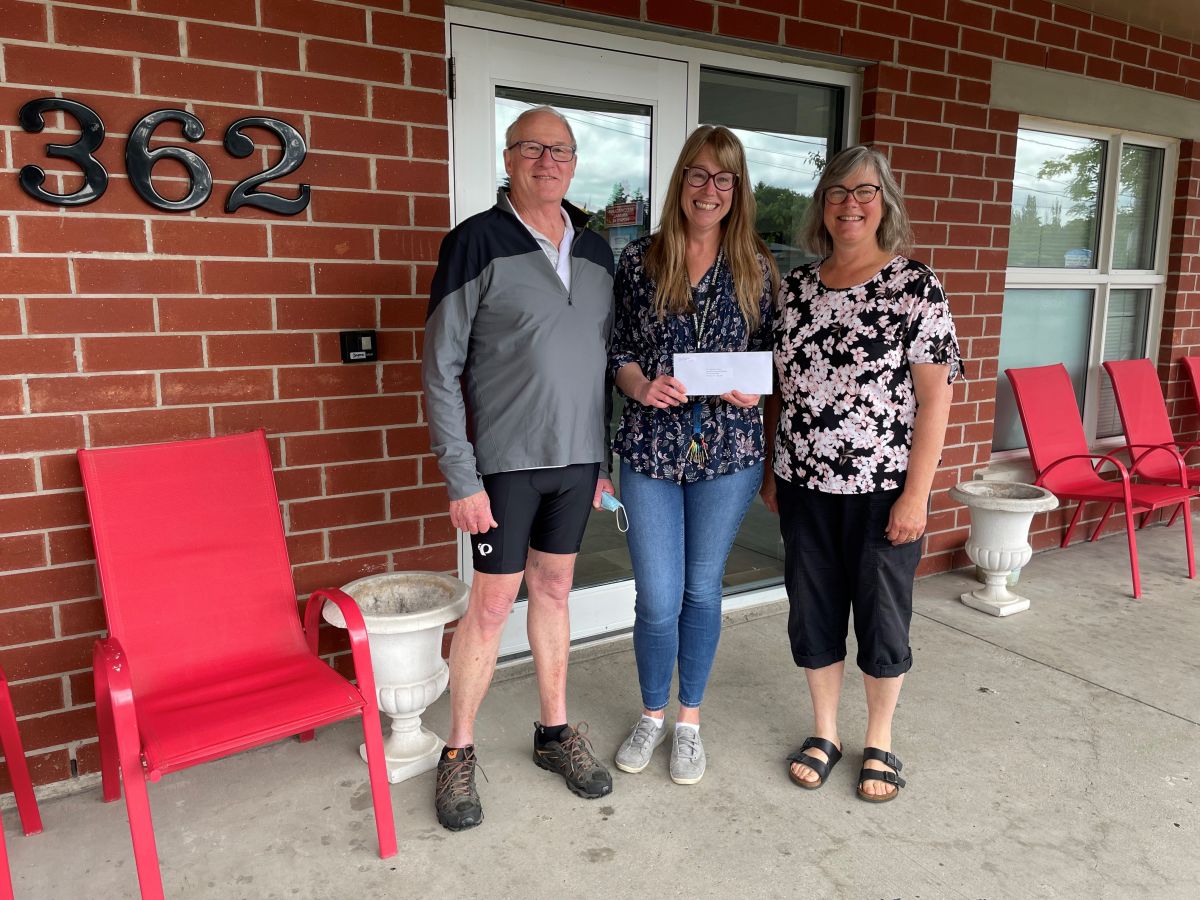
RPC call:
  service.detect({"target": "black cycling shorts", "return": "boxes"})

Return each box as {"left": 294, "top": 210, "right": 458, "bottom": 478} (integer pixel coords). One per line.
{"left": 470, "top": 463, "right": 600, "bottom": 575}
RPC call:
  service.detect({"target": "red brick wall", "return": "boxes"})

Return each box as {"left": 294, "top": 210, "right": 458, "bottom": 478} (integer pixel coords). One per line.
{"left": 1162, "top": 141, "right": 1200, "bottom": 443}
{"left": 4, "top": 0, "right": 1200, "bottom": 794}
{"left": 1, "top": 0, "right": 451, "bottom": 791}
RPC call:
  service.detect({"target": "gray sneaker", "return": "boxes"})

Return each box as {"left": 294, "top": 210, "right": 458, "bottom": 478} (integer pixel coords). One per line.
{"left": 614, "top": 716, "right": 667, "bottom": 774}
{"left": 670, "top": 726, "right": 705, "bottom": 784}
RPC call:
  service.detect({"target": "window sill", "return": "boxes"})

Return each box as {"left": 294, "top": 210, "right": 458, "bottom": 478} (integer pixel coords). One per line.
{"left": 971, "top": 458, "right": 1036, "bottom": 484}
{"left": 973, "top": 437, "right": 1128, "bottom": 485}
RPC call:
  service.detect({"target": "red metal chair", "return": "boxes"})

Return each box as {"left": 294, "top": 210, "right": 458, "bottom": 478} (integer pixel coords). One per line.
{"left": 1102, "top": 358, "right": 1200, "bottom": 526}
{"left": 80, "top": 430, "right": 396, "bottom": 900}
{"left": 1, "top": 667, "right": 43, "bottom": 900}
{"left": 1006, "top": 363, "right": 1196, "bottom": 599}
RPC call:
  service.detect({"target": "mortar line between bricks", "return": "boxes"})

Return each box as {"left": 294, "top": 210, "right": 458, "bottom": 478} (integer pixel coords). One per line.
{"left": 914, "top": 609, "right": 1200, "bottom": 729}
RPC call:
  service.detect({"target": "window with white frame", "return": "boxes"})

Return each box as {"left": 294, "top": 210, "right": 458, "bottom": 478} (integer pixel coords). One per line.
{"left": 993, "top": 120, "right": 1176, "bottom": 453}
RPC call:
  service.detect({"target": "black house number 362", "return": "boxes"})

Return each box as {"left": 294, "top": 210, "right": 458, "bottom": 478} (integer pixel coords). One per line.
{"left": 17, "top": 97, "right": 311, "bottom": 215}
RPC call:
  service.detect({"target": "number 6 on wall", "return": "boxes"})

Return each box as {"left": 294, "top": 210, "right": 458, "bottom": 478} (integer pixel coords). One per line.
{"left": 126, "top": 110, "right": 213, "bottom": 212}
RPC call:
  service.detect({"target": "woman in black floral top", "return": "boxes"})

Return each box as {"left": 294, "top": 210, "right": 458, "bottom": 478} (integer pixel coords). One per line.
{"left": 609, "top": 126, "right": 778, "bottom": 784}
{"left": 762, "top": 145, "right": 960, "bottom": 802}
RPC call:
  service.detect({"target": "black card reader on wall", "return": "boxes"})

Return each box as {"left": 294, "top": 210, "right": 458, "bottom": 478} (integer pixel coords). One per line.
{"left": 339, "top": 330, "right": 377, "bottom": 363}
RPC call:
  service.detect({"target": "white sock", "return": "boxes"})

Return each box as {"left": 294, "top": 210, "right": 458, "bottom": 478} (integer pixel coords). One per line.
{"left": 641, "top": 714, "right": 665, "bottom": 730}
{"left": 675, "top": 722, "right": 699, "bottom": 734}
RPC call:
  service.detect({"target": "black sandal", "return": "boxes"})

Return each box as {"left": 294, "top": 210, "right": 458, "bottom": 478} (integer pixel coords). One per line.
{"left": 786, "top": 737, "right": 842, "bottom": 789}
{"left": 856, "top": 747, "right": 906, "bottom": 803}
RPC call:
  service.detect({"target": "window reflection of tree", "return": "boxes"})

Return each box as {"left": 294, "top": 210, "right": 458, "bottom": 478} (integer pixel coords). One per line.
{"left": 752, "top": 150, "right": 824, "bottom": 271}
{"left": 1009, "top": 134, "right": 1161, "bottom": 269}
{"left": 1010, "top": 136, "right": 1104, "bottom": 267}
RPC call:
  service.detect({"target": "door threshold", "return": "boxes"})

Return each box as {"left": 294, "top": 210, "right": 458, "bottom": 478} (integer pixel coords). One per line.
{"left": 494, "top": 587, "right": 787, "bottom": 677}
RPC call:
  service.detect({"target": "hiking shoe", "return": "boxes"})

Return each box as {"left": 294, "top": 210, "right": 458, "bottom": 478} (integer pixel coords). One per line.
{"left": 435, "top": 746, "right": 483, "bottom": 831}
{"left": 533, "top": 722, "right": 613, "bottom": 799}
{"left": 614, "top": 716, "right": 668, "bottom": 774}
{"left": 670, "top": 726, "right": 705, "bottom": 785}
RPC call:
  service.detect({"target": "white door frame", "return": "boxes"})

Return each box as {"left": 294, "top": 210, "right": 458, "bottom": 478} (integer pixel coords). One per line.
{"left": 449, "top": 24, "right": 690, "bottom": 231}
{"left": 446, "top": 6, "right": 862, "bottom": 179}
{"left": 448, "top": 22, "right": 689, "bottom": 657}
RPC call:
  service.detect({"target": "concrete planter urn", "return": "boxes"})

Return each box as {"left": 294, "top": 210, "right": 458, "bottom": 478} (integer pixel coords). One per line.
{"left": 949, "top": 481, "right": 1059, "bottom": 617}
{"left": 323, "top": 572, "right": 469, "bottom": 783}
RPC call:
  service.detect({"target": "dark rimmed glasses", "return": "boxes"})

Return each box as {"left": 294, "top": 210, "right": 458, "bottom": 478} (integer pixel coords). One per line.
{"left": 684, "top": 167, "right": 739, "bottom": 191}
{"left": 824, "top": 183, "right": 881, "bottom": 204}
{"left": 507, "top": 140, "right": 577, "bottom": 162}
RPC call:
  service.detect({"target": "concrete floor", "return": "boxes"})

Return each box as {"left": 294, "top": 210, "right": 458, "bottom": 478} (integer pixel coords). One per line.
{"left": 4, "top": 520, "right": 1199, "bottom": 899}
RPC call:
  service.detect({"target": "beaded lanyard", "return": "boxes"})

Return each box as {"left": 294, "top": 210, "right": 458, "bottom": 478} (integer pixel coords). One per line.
{"left": 685, "top": 250, "right": 725, "bottom": 465}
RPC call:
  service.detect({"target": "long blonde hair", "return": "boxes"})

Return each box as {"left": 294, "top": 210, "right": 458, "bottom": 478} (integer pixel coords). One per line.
{"left": 644, "top": 125, "right": 779, "bottom": 329}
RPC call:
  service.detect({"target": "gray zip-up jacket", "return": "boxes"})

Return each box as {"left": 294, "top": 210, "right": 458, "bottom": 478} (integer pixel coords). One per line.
{"left": 422, "top": 191, "right": 616, "bottom": 500}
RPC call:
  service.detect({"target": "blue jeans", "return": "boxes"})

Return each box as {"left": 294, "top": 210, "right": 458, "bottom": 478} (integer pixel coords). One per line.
{"left": 620, "top": 460, "right": 763, "bottom": 710}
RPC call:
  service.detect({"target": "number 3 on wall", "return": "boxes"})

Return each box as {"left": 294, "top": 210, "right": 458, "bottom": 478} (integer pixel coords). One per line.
{"left": 18, "top": 98, "right": 109, "bottom": 206}
{"left": 17, "top": 97, "right": 311, "bottom": 216}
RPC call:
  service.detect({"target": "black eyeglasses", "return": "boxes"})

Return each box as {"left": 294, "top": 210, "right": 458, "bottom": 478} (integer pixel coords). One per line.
{"left": 824, "top": 183, "right": 881, "bottom": 204}
{"left": 507, "top": 140, "right": 577, "bottom": 162}
{"left": 684, "top": 167, "right": 738, "bottom": 191}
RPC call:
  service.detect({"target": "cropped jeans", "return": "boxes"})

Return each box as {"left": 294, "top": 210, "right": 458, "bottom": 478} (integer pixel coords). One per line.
{"left": 620, "top": 459, "right": 763, "bottom": 711}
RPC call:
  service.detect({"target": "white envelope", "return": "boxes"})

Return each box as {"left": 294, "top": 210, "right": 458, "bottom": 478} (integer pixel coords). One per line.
{"left": 672, "top": 351, "right": 773, "bottom": 396}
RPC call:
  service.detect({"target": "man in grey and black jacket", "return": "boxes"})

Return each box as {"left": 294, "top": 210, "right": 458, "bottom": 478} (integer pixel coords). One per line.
{"left": 422, "top": 105, "right": 616, "bottom": 831}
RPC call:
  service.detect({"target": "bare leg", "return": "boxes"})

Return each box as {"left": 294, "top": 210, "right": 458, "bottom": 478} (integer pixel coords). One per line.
{"left": 790, "top": 661, "right": 844, "bottom": 784}
{"left": 860, "top": 672, "right": 904, "bottom": 798}
{"left": 446, "top": 570, "right": 525, "bottom": 747}
{"left": 677, "top": 705, "right": 700, "bottom": 726}
{"left": 524, "top": 548, "right": 577, "bottom": 725}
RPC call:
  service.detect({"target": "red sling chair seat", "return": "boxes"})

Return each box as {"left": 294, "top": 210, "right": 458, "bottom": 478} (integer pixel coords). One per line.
{"left": 1, "top": 667, "right": 43, "bottom": 900}
{"left": 1006, "top": 363, "right": 1195, "bottom": 599}
{"left": 80, "top": 430, "right": 396, "bottom": 900}
{"left": 1102, "top": 357, "right": 1200, "bottom": 527}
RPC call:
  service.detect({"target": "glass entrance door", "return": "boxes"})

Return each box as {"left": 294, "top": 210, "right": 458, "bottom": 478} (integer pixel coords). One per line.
{"left": 492, "top": 90, "right": 651, "bottom": 598}
{"left": 449, "top": 23, "right": 687, "bottom": 656}
{"left": 698, "top": 67, "right": 845, "bottom": 594}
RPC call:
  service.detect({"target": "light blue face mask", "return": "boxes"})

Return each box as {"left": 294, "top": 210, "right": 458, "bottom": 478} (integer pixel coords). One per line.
{"left": 599, "top": 491, "right": 629, "bottom": 532}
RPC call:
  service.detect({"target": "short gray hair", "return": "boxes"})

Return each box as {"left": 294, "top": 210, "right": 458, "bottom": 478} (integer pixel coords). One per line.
{"left": 799, "top": 145, "right": 913, "bottom": 257}
{"left": 504, "top": 105, "right": 576, "bottom": 148}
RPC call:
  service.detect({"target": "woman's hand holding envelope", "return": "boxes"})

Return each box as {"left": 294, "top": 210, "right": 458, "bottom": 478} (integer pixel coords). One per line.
{"left": 720, "top": 390, "right": 759, "bottom": 408}
{"left": 635, "top": 374, "right": 688, "bottom": 408}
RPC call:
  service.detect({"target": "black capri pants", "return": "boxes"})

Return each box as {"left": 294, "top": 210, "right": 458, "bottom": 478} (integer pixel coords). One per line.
{"left": 776, "top": 475, "right": 921, "bottom": 678}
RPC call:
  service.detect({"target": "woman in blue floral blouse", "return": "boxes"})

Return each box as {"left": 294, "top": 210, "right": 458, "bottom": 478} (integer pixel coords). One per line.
{"left": 762, "top": 145, "right": 960, "bottom": 802}
{"left": 609, "top": 125, "right": 778, "bottom": 784}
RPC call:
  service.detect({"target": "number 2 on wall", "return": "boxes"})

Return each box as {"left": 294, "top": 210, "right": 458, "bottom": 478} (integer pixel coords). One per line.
{"left": 17, "top": 97, "right": 311, "bottom": 216}
{"left": 224, "top": 117, "right": 311, "bottom": 215}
